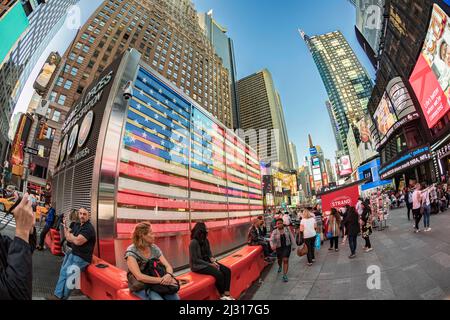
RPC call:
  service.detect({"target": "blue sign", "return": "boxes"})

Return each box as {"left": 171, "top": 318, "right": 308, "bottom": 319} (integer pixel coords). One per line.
{"left": 358, "top": 158, "right": 392, "bottom": 191}
{"left": 310, "top": 147, "right": 317, "bottom": 156}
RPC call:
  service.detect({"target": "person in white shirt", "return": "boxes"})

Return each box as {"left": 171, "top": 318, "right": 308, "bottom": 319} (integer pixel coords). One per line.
{"left": 412, "top": 183, "right": 423, "bottom": 232}
{"left": 300, "top": 209, "right": 317, "bottom": 266}
{"left": 282, "top": 212, "right": 291, "bottom": 226}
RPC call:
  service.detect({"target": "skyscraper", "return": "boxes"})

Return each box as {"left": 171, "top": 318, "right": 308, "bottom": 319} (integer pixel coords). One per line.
{"left": 325, "top": 158, "right": 336, "bottom": 183}
{"left": 49, "top": 0, "right": 233, "bottom": 129}
{"left": 325, "top": 100, "right": 343, "bottom": 151}
{"left": 300, "top": 30, "right": 373, "bottom": 154}
{"left": 289, "top": 141, "right": 299, "bottom": 169}
{"left": 0, "top": 0, "right": 79, "bottom": 162}
{"left": 198, "top": 10, "right": 240, "bottom": 129}
{"left": 237, "top": 69, "right": 292, "bottom": 169}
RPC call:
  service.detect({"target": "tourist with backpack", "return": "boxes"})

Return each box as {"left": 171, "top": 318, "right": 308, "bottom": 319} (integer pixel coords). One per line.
{"left": 189, "top": 222, "right": 234, "bottom": 300}
{"left": 125, "top": 222, "right": 180, "bottom": 300}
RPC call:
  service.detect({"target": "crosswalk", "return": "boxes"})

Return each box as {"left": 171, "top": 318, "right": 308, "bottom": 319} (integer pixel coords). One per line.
{"left": 0, "top": 211, "right": 44, "bottom": 232}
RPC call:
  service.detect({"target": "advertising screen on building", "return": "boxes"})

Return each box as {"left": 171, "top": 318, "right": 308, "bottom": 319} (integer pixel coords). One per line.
{"left": 410, "top": 4, "right": 450, "bottom": 128}
{"left": 355, "top": 0, "right": 385, "bottom": 54}
{"left": 320, "top": 183, "right": 360, "bottom": 213}
{"left": 33, "top": 52, "right": 62, "bottom": 95}
{"left": 373, "top": 92, "right": 397, "bottom": 137}
{"left": 338, "top": 155, "right": 352, "bottom": 176}
{"left": 358, "top": 158, "right": 392, "bottom": 191}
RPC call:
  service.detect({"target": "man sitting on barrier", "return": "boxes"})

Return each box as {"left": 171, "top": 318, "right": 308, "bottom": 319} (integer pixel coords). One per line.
{"left": 47, "top": 208, "right": 96, "bottom": 300}
{"left": 247, "top": 218, "right": 273, "bottom": 262}
{"left": 189, "top": 222, "right": 235, "bottom": 300}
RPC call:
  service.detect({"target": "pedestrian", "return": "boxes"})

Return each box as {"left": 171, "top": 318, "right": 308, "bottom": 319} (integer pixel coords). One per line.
{"left": 356, "top": 198, "right": 363, "bottom": 217}
{"left": 47, "top": 208, "right": 96, "bottom": 300}
{"left": 327, "top": 208, "right": 341, "bottom": 252}
{"left": 360, "top": 201, "right": 373, "bottom": 252}
{"left": 405, "top": 187, "right": 413, "bottom": 220}
{"left": 412, "top": 183, "right": 423, "bottom": 233}
{"left": 36, "top": 203, "right": 55, "bottom": 251}
{"left": 421, "top": 182, "right": 434, "bottom": 232}
{"left": 282, "top": 211, "right": 291, "bottom": 226}
{"left": 299, "top": 209, "right": 317, "bottom": 266}
{"left": 0, "top": 194, "right": 36, "bottom": 300}
{"left": 125, "top": 222, "right": 180, "bottom": 300}
{"left": 340, "top": 206, "right": 349, "bottom": 244}
{"left": 270, "top": 218, "right": 296, "bottom": 281}
{"left": 342, "top": 206, "right": 360, "bottom": 259}
{"left": 189, "top": 222, "right": 234, "bottom": 300}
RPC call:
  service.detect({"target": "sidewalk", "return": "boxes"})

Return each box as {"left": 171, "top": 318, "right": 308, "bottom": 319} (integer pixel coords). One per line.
{"left": 244, "top": 207, "right": 450, "bottom": 300}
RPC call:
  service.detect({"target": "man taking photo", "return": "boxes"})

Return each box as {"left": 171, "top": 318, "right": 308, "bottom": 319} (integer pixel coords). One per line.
{"left": 48, "top": 207, "right": 96, "bottom": 300}
{"left": 0, "top": 194, "right": 36, "bottom": 300}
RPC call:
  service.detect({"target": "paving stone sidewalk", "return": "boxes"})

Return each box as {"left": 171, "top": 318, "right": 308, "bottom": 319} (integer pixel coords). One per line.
{"left": 244, "top": 207, "right": 450, "bottom": 300}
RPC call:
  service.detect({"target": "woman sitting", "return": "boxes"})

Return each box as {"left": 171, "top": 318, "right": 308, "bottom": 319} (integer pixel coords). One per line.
{"left": 189, "top": 222, "right": 235, "bottom": 300}
{"left": 125, "top": 222, "right": 180, "bottom": 300}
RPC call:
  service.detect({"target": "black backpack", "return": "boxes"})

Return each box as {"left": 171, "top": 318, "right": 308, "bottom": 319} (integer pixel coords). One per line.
{"left": 143, "top": 258, "right": 180, "bottom": 295}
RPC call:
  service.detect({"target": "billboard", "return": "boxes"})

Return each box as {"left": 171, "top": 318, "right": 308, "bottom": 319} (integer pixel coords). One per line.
{"left": 358, "top": 158, "right": 392, "bottom": 191}
{"left": 338, "top": 155, "right": 352, "bottom": 176}
{"left": 355, "top": 0, "right": 385, "bottom": 54}
{"left": 373, "top": 77, "right": 418, "bottom": 148}
{"left": 409, "top": 4, "right": 450, "bottom": 128}
{"left": 33, "top": 52, "right": 62, "bottom": 95}
{"left": 378, "top": 145, "right": 431, "bottom": 180}
{"left": 320, "top": 183, "right": 360, "bottom": 213}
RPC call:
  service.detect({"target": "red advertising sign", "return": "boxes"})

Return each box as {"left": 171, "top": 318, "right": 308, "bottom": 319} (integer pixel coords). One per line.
{"left": 320, "top": 184, "right": 360, "bottom": 213}
{"left": 409, "top": 4, "right": 450, "bottom": 128}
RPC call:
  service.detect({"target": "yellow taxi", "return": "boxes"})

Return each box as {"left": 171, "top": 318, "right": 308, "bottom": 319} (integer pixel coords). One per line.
{"left": 0, "top": 196, "right": 17, "bottom": 213}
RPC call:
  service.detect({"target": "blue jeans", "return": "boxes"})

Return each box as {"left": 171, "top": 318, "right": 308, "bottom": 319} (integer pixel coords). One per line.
{"left": 423, "top": 204, "right": 431, "bottom": 228}
{"left": 54, "top": 253, "right": 90, "bottom": 299}
{"left": 133, "top": 289, "right": 180, "bottom": 300}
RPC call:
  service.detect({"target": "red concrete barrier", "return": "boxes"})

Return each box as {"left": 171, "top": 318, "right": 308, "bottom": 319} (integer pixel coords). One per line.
{"left": 80, "top": 246, "right": 266, "bottom": 300}
{"left": 44, "top": 228, "right": 63, "bottom": 256}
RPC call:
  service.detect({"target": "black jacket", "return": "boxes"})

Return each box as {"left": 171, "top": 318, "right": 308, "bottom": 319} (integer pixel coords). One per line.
{"left": 342, "top": 211, "right": 360, "bottom": 236}
{"left": 0, "top": 232, "right": 36, "bottom": 300}
{"left": 189, "top": 238, "right": 213, "bottom": 272}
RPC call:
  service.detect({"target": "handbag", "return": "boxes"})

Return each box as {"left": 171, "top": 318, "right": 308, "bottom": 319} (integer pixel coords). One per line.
{"left": 315, "top": 233, "right": 321, "bottom": 249}
{"left": 144, "top": 258, "right": 180, "bottom": 295}
{"left": 296, "top": 244, "right": 308, "bottom": 257}
{"left": 326, "top": 231, "right": 333, "bottom": 239}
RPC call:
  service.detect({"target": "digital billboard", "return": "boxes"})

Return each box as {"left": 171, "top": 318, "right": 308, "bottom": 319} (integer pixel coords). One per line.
{"left": 355, "top": 0, "right": 385, "bottom": 54}
{"left": 410, "top": 4, "right": 450, "bottom": 128}
{"left": 373, "top": 92, "right": 397, "bottom": 137}
{"left": 338, "top": 155, "right": 352, "bottom": 176}
{"left": 33, "top": 52, "right": 62, "bottom": 95}
{"left": 358, "top": 158, "right": 392, "bottom": 191}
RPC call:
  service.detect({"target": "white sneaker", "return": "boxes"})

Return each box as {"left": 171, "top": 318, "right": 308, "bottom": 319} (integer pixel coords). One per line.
{"left": 365, "top": 248, "right": 373, "bottom": 252}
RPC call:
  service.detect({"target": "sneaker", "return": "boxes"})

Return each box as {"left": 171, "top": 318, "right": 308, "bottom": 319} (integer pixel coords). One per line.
{"left": 365, "top": 248, "right": 373, "bottom": 252}
{"left": 335, "top": 248, "right": 339, "bottom": 252}
{"left": 348, "top": 254, "right": 356, "bottom": 259}
{"left": 282, "top": 275, "right": 288, "bottom": 282}
{"left": 277, "top": 266, "right": 282, "bottom": 273}
{"left": 307, "top": 262, "right": 313, "bottom": 266}
{"left": 312, "top": 259, "right": 316, "bottom": 262}
{"left": 427, "top": 227, "right": 431, "bottom": 232}
{"left": 220, "top": 296, "right": 230, "bottom": 300}
{"left": 328, "top": 248, "right": 334, "bottom": 251}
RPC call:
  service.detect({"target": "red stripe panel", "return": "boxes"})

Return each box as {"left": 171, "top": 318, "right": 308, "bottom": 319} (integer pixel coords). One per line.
{"left": 211, "top": 137, "right": 224, "bottom": 148}
{"left": 248, "top": 182, "right": 262, "bottom": 189}
{"left": 120, "top": 162, "right": 189, "bottom": 188}
{"left": 249, "top": 194, "right": 262, "bottom": 200}
{"left": 246, "top": 170, "right": 261, "bottom": 180}
{"left": 227, "top": 162, "right": 246, "bottom": 174}
{"left": 212, "top": 169, "right": 227, "bottom": 179}
{"left": 250, "top": 205, "right": 263, "bottom": 210}
{"left": 118, "top": 192, "right": 189, "bottom": 209}
{"left": 229, "top": 217, "right": 251, "bottom": 226}
{"left": 226, "top": 174, "right": 247, "bottom": 186}
{"left": 117, "top": 222, "right": 190, "bottom": 234}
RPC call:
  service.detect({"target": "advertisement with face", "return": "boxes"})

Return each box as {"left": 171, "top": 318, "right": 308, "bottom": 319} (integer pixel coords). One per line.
{"left": 410, "top": 4, "right": 450, "bottom": 128}
{"left": 338, "top": 155, "right": 352, "bottom": 176}
{"left": 373, "top": 92, "right": 397, "bottom": 137}
{"left": 33, "top": 52, "right": 61, "bottom": 95}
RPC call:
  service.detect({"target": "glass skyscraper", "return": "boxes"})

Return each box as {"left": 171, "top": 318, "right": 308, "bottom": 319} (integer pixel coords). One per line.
{"left": 198, "top": 10, "right": 240, "bottom": 129}
{"left": 301, "top": 30, "right": 373, "bottom": 153}
{"left": 0, "top": 0, "right": 79, "bottom": 162}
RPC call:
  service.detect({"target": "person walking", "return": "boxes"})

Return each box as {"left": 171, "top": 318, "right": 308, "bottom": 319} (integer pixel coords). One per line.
{"left": 327, "top": 208, "right": 341, "bottom": 252}
{"left": 412, "top": 183, "right": 423, "bottom": 233}
{"left": 342, "top": 206, "right": 360, "bottom": 259}
{"left": 360, "top": 201, "right": 373, "bottom": 252}
{"left": 189, "top": 222, "right": 234, "bottom": 300}
{"left": 270, "top": 218, "right": 296, "bottom": 281}
{"left": 340, "top": 206, "right": 349, "bottom": 244}
{"left": 36, "top": 203, "right": 55, "bottom": 251}
{"left": 299, "top": 209, "right": 317, "bottom": 266}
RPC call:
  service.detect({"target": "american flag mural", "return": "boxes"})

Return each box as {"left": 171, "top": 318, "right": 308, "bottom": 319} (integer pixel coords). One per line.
{"left": 116, "top": 66, "right": 263, "bottom": 236}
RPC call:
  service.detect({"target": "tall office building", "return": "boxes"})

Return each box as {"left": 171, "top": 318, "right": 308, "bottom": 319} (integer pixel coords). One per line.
{"left": 49, "top": 0, "right": 233, "bottom": 130}
{"left": 0, "top": 0, "right": 79, "bottom": 162}
{"left": 325, "top": 100, "right": 343, "bottom": 151}
{"left": 300, "top": 30, "right": 373, "bottom": 154}
{"left": 237, "top": 69, "right": 292, "bottom": 169}
{"left": 325, "top": 158, "right": 336, "bottom": 183}
{"left": 198, "top": 10, "right": 240, "bottom": 129}
{"left": 289, "top": 141, "right": 299, "bottom": 169}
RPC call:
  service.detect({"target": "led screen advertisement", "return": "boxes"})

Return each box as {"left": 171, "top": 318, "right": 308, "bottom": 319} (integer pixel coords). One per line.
{"left": 0, "top": 1, "right": 29, "bottom": 64}
{"left": 358, "top": 158, "right": 392, "bottom": 191}
{"left": 410, "top": 4, "right": 450, "bottom": 128}
{"left": 338, "top": 155, "right": 352, "bottom": 176}
{"left": 320, "top": 183, "right": 360, "bottom": 213}
{"left": 373, "top": 92, "right": 397, "bottom": 137}
{"left": 33, "top": 52, "right": 62, "bottom": 95}
{"left": 355, "top": 0, "right": 385, "bottom": 54}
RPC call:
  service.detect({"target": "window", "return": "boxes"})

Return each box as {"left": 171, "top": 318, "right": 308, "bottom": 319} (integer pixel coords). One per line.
{"left": 64, "top": 80, "right": 73, "bottom": 90}
{"left": 71, "top": 67, "right": 78, "bottom": 76}
{"left": 49, "top": 91, "right": 57, "bottom": 102}
{"left": 57, "top": 95, "right": 66, "bottom": 106}
{"left": 52, "top": 110, "right": 61, "bottom": 122}
{"left": 77, "top": 56, "right": 84, "bottom": 64}
{"left": 56, "top": 77, "right": 64, "bottom": 86}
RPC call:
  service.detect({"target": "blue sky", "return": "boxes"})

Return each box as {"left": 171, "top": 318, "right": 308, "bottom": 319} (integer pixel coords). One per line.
{"left": 16, "top": 0, "right": 375, "bottom": 167}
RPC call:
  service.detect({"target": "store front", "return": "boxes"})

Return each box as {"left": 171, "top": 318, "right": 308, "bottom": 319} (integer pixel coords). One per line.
{"left": 432, "top": 133, "right": 450, "bottom": 182}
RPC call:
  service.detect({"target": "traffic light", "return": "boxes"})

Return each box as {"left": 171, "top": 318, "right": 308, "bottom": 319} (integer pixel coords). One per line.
{"left": 38, "top": 123, "right": 49, "bottom": 140}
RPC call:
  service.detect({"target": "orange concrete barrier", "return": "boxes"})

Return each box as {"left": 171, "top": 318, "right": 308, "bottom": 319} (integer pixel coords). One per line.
{"left": 44, "top": 228, "right": 63, "bottom": 256}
